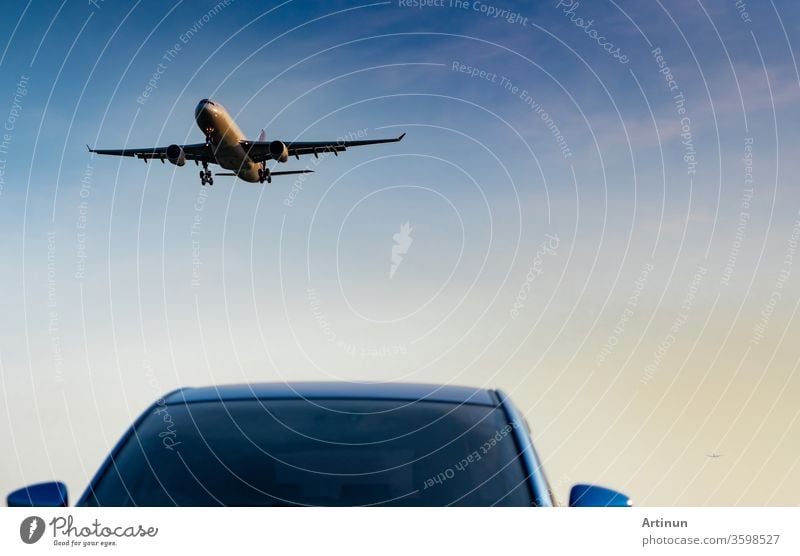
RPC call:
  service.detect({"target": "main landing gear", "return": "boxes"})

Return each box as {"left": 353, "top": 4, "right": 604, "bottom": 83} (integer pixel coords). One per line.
{"left": 200, "top": 161, "right": 213, "bottom": 186}
{"left": 258, "top": 165, "right": 272, "bottom": 184}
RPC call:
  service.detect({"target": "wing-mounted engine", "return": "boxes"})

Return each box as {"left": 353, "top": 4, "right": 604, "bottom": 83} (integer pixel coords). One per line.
{"left": 166, "top": 144, "right": 186, "bottom": 166}
{"left": 269, "top": 140, "right": 289, "bottom": 163}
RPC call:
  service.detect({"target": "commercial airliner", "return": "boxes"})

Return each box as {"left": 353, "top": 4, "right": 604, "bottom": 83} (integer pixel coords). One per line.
{"left": 88, "top": 99, "right": 405, "bottom": 186}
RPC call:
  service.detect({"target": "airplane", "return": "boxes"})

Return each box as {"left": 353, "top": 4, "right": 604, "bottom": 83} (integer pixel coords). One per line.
{"left": 88, "top": 99, "right": 405, "bottom": 186}
{"left": 706, "top": 453, "right": 722, "bottom": 459}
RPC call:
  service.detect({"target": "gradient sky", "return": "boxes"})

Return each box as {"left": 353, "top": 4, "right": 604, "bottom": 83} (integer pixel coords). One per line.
{"left": 1, "top": 0, "right": 799, "bottom": 506}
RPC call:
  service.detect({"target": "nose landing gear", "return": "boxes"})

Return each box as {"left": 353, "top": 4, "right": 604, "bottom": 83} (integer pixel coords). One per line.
{"left": 200, "top": 161, "right": 213, "bottom": 186}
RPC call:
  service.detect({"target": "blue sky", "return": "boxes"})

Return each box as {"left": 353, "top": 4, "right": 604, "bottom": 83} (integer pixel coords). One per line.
{"left": 1, "top": 0, "right": 800, "bottom": 506}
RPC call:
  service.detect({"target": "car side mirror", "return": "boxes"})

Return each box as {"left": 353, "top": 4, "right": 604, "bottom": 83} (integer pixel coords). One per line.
{"left": 569, "top": 483, "right": 631, "bottom": 507}
{"left": 7, "top": 481, "right": 68, "bottom": 507}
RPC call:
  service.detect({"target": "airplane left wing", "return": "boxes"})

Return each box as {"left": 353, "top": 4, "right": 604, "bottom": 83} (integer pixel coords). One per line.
{"left": 87, "top": 143, "right": 214, "bottom": 163}
{"left": 241, "top": 133, "right": 405, "bottom": 163}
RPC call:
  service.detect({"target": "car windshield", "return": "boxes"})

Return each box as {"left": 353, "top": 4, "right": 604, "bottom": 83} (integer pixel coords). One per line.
{"left": 82, "top": 398, "right": 532, "bottom": 506}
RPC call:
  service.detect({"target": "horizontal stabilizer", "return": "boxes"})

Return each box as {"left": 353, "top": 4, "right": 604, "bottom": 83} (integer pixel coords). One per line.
{"left": 214, "top": 170, "right": 314, "bottom": 177}
{"left": 271, "top": 170, "right": 314, "bottom": 176}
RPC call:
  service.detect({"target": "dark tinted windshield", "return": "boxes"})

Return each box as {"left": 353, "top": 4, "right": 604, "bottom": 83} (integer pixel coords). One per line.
{"left": 83, "top": 398, "right": 532, "bottom": 506}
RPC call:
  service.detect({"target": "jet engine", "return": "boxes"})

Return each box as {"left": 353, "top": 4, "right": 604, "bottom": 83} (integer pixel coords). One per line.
{"left": 269, "top": 140, "right": 289, "bottom": 163}
{"left": 166, "top": 144, "right": 186, "bottom": 166}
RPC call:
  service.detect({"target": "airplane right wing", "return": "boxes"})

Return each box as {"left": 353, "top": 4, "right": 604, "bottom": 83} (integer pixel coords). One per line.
{"left": 240, "top": 133, "right": 406, "bottom": 163}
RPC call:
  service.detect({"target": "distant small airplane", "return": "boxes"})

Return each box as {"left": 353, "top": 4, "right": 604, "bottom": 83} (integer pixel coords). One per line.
{"left": 706, "top": 453, "right": 722, "bottom": 458}
{"left": 88, "top": 99, "right": 405, "bottom": 186}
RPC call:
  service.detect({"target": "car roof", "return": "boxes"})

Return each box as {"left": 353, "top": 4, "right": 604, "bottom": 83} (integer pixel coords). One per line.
{"left": 163, "top": 382, "right": 497, "bottom": 407}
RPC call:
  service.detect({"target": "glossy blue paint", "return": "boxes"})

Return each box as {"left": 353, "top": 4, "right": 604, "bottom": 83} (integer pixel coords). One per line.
{"left": 7, "top": 481, "right": 68, "bottom": 507}
{"left": 164, "top": 382, "right": 496, "bottom": 406}
{"left": 496, "top": 390, "right": 555, "bottom": 507}
{"left": 569, "top": 484, "right": 632, "bottom": 507}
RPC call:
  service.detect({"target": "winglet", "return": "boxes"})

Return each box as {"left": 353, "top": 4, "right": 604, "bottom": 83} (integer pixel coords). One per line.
{"left": 397, "top": 133, "right": 406, "bottom": 141}
{"left": 86, "top": 144, "right": 93, "bottom": 152}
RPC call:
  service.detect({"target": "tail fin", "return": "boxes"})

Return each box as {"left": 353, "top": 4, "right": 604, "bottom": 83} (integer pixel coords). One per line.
{"left": 257, "top": 129, "right": 266, "bottom": 141}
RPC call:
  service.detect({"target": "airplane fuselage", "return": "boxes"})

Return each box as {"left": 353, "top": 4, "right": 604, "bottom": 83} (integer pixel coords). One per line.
{"left": 194, "top": 99, "right": 262, "bottom": 182}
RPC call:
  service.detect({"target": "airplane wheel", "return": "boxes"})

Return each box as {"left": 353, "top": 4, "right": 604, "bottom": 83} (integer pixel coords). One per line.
{"left": 208, "top": 177, "right": 214, "bottom": 186}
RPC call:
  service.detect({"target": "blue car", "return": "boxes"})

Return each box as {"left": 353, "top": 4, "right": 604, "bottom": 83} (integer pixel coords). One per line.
{"left": 7, "top": 382, "right": 630, "bottom": 507}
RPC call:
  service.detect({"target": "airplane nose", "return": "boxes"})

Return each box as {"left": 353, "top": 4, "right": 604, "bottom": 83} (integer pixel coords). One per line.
{"left": 195, "top": 99, "right": 209, "bottom": 118}
{"left": 195, "top": 99, "right": 217, "bottom": 119}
